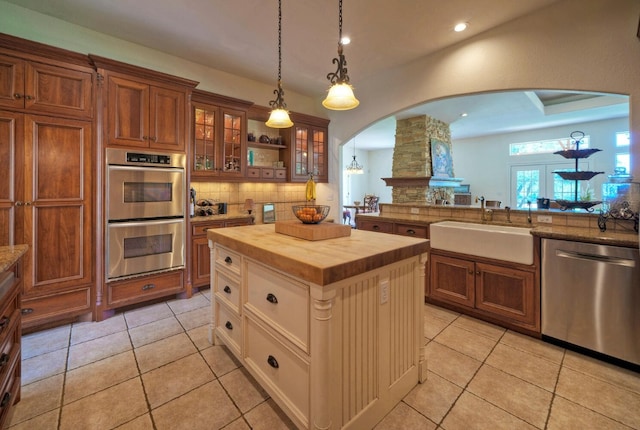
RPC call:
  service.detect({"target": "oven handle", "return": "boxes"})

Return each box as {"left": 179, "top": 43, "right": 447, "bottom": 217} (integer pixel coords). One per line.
{"left": 107, "top": 218, "right": 184, "bottom": 228}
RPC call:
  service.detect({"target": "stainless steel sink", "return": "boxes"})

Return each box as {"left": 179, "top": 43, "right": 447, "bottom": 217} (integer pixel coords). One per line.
{"left": 429, "top": 221, "right": 533, "bottom": 265}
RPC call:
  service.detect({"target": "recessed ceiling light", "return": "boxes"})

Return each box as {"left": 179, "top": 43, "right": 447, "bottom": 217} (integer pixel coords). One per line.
{"left": 454, "top": 22, "right": 468, "bottom": 32}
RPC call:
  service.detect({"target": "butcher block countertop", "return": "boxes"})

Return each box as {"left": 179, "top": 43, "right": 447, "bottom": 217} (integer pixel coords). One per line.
{"left": 0, "top": 244, "right": 28, "bottom": 272}
{"left": 207, "top": 223, "right": 429, "bottom": 285}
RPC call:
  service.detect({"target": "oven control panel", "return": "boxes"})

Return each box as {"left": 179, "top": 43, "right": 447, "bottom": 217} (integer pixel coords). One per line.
{"left": 126, "top": 152, "right": 171, "bottom": 165}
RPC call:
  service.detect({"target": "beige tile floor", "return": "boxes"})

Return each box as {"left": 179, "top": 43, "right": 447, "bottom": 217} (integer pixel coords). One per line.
{"left": 7, "top": 290, "right": 640, "bottom": 430}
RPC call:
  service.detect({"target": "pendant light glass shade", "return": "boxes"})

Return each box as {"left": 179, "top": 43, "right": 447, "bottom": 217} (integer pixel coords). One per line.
{"left": 323, "top": 0, "right": 359, "bottom": 111}
{"left": 323, "top": 81, "right": 359, "bottom": 111}
{"left": 266, "top": 0, "right": 293, "bottom": 128}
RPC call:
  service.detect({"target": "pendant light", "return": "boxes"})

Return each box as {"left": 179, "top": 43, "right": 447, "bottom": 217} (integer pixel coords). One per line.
{"left": 266, "top": 0, "right": 293, "bottom": 128}
{"left": 345, "top": 139, "right": 363, "bottom": 174}
{"left": 322, "top": 0, "right": 360, "bottom": 111}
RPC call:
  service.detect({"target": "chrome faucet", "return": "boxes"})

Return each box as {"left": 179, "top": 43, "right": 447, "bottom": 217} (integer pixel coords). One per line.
{"left": 476, "top": 196, "right": 486, "bottom": 221}
{"left": 526, "top": 200, "right": 532, "bottom": 224}
{"left": 505, "top": 206, "right": 512, "bottom": 223}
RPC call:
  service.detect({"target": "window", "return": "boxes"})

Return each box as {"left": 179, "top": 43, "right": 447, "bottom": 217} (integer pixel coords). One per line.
{"left": 509, "top": 136, "right": 590, "bottom": 156}
{"left": 615, "top": 131, "right": 630, "bottom": 174}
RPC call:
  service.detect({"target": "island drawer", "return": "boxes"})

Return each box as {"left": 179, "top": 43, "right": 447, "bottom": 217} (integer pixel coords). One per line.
{"left": 214, "top": 301, "right": 241, "bottom": 356}
{"left": 244, "top": 315, "right": 309, "bottom": 423}
{"left": 214, "top": 246, "right": 241, "bottom": 277}
{"left": 214, "top": 269, "right": 240, "bottom": 313}
{"left": 245, "top": 260, "right": 309, "bottom": 351}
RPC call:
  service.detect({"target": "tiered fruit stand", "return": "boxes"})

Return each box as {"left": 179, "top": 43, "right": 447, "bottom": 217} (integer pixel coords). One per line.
{"left": 553, "top": 131, "right": 603, "bottom": 212}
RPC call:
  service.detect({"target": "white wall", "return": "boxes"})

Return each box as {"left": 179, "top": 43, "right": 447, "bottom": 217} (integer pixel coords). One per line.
{"left": 453, "top": 117, "right": 628, "bottom": 206}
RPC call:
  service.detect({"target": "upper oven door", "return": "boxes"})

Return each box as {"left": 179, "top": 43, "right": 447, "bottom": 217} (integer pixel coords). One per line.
{"left": 107, "top": 165, "right": 185, "bottom": 221}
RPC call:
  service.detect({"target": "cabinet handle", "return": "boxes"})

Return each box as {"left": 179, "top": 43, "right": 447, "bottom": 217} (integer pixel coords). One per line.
{"left": 373, "top": 225, "right": 380, "bottom": 231}
{"left": 406, "top": 229, "right": 416, "bottom": 235}
{"left": 267, "top": 355, "right": 279, "bottom": 369}
{"left": 224, "top": 256, "right": 232, "bottom": 264}
{"left": 13, "top": 93, "right": 22, "bottom": 99}
{"left": 24, "top": 95, "right": 33, "bottom": 100}
{"left": 21, "top": 308, "right": 34, "bottom": 315}
{"left": 223, "top": 285, "right": 231, "bottom": 294}
{"left": 266, "top": 293, "right": 278, "bottom": 304}
{"left": 224, "top": 321, "right": 233, "bottom": 330}
{"left": 142, "top": 283, "right": 156, "bottom": 291}
{"left": 0, "top": 392, "right": 10, "bottom": 408}
{"left": 0, "top": 354, "right": 9, "bottom": 369}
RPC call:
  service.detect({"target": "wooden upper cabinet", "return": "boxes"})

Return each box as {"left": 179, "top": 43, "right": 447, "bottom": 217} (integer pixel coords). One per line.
{"left": 285, "top": 113, "right": 329, "bottom": 183}
{"left": 105, "top": 74, "right": 185, "bottom": 151}
{"left": 0, "top": 53, "right": 93, "bottom": 119}
{"left": 90, "top": 54, "right": 198, "bottom": 153}
{"left": 0, "top": 111, "right": 23, "bottom": 247}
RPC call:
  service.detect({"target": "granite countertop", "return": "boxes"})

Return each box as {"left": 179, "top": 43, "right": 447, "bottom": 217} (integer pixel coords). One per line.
{"left": 357, "top": 213, "right": 639, "bottom": 248}
{"left": 191, "top": 214, "right": 253, "bottom": 223}
{"left": 0, "top": 244, "right": 29, "bottom": 272}
{"left": 208, "top": 224, "right": 429, "bottom": 285}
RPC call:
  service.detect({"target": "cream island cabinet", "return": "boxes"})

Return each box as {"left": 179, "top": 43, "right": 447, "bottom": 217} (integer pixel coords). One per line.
{"left": 208, "top": 224, "right": 429, "bottom": 430}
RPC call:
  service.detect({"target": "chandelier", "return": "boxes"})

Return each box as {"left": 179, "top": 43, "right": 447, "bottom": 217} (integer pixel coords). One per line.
{"left": 322, "top": 0, "right": 360, "bottom": 110}
{"left": 266, "top": 0, "right": 293, "bottom": 128}
{"left": 345, "top": 140, "right": 363, "bottom": 174}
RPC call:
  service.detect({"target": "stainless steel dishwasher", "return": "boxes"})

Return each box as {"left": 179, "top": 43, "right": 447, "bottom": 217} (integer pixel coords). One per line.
{"left": 542, "top": 238, "right": 640, "bottom": 367}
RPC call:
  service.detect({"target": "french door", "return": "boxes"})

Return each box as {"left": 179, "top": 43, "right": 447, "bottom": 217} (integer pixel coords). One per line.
{"left": 510, "top": 161, "right": 588, "bottom": 209}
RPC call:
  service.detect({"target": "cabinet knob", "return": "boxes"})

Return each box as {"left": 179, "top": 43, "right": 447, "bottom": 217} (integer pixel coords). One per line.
{"left": 24, "top": 95, "right": 33, "bottom": 100}
{"left": 0, "top": 316, "right": 9, "bottom": 333}
{"left": 223, "top": 285, "right": 231, "bottom": 294}
{"left": 13, "top": 93, "right": 22, "bottom": 99}
{"left": 266, "top": 293, "right": 278, "bottom": 304}
{"left": 476, "top": 270, "right": 481, "bottom": 275}
{"left": 21, "top": 308, "right": 34, "bottom": 315}
{"left": 267, "top": 355, "right": 279, "bottom": 369}
{"left": 468, "top": 269, "right": 474, "bottom": 274}
{"left": 406, "top": 229, "right": 416, "bottom": 235}
{"left": 0, "top": 353, "right": 9, "bottom": 369}
{"left": 15, "top": 201, "right": 23, "bottom": 207}
{"left": 224, "top": 321, "right": 233, "bottom": 330}
{"left": 224, "top": 256, "right": 232, "bottom": 264}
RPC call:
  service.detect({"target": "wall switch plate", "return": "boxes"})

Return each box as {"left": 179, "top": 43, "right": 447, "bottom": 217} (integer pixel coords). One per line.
{"left": 380, "top": 280, "right": 389, "bottom": 304}
{"left": 537, "top": 215, "right": 553, "bottom": 223}
{"left": 410, "top": 208, "right": 419, "bottom": 214}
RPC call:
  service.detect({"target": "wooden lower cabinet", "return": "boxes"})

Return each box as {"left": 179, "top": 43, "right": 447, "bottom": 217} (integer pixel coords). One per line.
{"left": 356, "top": 218, "right": 394, "bottom": 234}
{"left": 428, "top": 250, "right": 539, "bottom": 334}
{"left": 190, "top": 217, "right": 252, "bottom": 289}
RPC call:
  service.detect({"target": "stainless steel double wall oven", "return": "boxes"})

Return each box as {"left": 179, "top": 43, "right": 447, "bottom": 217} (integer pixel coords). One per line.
{"left": 106, "top": 148, "right": 186, "bottom": 281}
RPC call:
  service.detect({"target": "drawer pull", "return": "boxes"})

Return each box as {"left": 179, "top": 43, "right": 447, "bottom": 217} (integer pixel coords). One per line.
{"left": 0, "top": 317, "right": 9, "bottom": 332}
{"left": 224, "top": 256, "right": 233, "bottom": 264}
{"left": 373, "top": 225, "right": 381, "bottom": 231}
{"left": 0, "top": 392, "right": 10, "bottom": 408}
{"left": 266, "top": 293, "right": 278, "bottom": 304}
{"left": 267, "top": 355, "right": 279, "bottom": 369}
{"left": 223, "top": 285, "right": 231, "bottom": 294}
{"left": 0, "top": 354, "right": 8, "bottom": 369}
{"left": 142, "top": 283, "right": 156, "bottom": 291}
{"left": 406, "top": 229, "right": 416, "bottom": 235}
{"left": 224, "top": 321, "right": 233, "bottom": 330}
{"left": 21, "top": 308, "right": 34, "bottom": 315}
{"left": 13, "top": 93, "right": 22, "bottom": 99}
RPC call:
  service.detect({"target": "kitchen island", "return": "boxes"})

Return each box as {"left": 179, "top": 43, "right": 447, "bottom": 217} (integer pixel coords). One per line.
{"left": 208, "top": 224, "right": 429, "bottom": 430}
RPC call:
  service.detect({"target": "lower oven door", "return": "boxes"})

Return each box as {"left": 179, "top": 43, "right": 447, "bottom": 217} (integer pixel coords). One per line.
{"left": 107, "top": 218, "right": 185, "bottom": 281}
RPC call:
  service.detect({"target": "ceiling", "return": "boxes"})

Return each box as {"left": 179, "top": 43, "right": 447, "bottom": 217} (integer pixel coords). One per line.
{"left": 7, "top": 0, "right": 629, "bottom": 149}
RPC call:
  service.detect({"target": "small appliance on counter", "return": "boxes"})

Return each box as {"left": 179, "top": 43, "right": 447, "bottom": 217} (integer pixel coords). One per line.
{"left": 217, "top": 202, "right": 227, "bottom": 214}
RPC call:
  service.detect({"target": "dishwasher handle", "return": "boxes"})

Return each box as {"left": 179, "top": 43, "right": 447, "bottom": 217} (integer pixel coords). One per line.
{"left": 556, "top": 249, "right": 636, "bottom": 268}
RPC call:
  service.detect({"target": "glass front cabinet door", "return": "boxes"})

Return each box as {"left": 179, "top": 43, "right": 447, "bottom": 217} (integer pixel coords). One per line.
{"left": 289, "top": 119, "right": 329, "bottom": 183}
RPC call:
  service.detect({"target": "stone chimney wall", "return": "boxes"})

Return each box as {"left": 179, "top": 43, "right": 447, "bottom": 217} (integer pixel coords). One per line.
{"left": 391, "top": 115, "right": 452, "bottom": 203}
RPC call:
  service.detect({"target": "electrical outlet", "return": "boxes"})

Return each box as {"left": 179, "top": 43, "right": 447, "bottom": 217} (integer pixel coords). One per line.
{"left": 537, "top": 215, "right": 553, "bottom": 223}
{"left": 380, "top": 280, "right": 389, "bottom": 304}
{"left": 410, "top": 207, "right": 419, "bottom": 214}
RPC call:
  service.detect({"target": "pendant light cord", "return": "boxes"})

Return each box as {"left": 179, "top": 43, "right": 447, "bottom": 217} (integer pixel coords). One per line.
{"left": 277, "top": 0, "right": 282, "bottom": 82}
